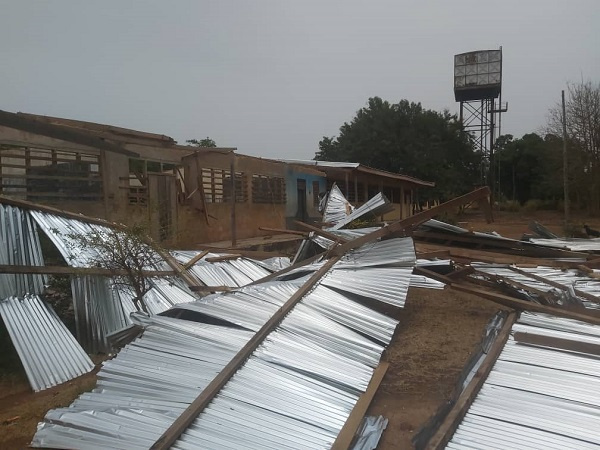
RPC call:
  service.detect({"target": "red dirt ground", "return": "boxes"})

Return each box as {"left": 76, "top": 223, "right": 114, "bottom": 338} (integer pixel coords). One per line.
{"left": 368, "top": 288, "right": 503, "bottom": 449}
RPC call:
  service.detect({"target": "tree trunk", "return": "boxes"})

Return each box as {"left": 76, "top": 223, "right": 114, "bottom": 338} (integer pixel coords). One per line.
{"left": 133, "top": 287, "right": 149, "bottom": 314}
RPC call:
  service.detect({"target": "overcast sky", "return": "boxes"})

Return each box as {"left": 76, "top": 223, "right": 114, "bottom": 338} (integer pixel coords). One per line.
{"left": 1, "top": 1, "right": 598, "bottom": 159}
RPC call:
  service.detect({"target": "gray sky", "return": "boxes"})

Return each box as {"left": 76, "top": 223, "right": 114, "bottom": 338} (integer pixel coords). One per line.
{"left": 1, "top": 1, "right": 598, "bottom": 159}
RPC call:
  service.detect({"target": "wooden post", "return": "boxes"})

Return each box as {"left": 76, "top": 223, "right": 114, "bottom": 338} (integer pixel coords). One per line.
{"left": 230, "top": 153, "right": 237, "bottom": 247}
{"left": 400, "top": 185, "right": 405, "bottom": 219}
{"left": 100, "top": 150, "right": 110, "bottom": 220}
{"left": 344, "top": 171, "right": 349, "bottom": 198}
{"left": 562, "top": 90, "right": 570, "bottom": 226}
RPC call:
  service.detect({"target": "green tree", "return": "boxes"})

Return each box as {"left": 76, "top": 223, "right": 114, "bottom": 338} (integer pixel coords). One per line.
{"left": 315, "top": 97, "right": 481, "bottom": 201}
{"left": 495, "top": 133, "right": 563, "bottom": 204}
{"left": 186, "top": 137, "right": 217, "bottom": 147}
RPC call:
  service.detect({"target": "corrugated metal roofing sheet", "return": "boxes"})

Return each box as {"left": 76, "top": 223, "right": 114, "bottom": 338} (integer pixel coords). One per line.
{"left": 172, "top": 250, "right": 271, "bottom": 287}
{"left": 175, "top": 282, "right": 398, "bottom": 449}
{"left": 322, "top": 183, "right": 355, "bottom": 226}
{"left": 33, "top": 316, "right": 254, "bottom": 449}
{"left": 447, "top": 311, "right": 600, "bottom": 449}
{"left": 336, "top": 237, "right": 416, "bottom": 268}
{"left": 0, "top": 295, "right": 94, "bottom": 392}
{"left": 529, "top": 237, "right": 600, "bottom": 252}
{"left": 328, "top": 192, "right": 393, "bottom": 231}
{"left": 311, "top": 227, "right": 382, "bottom": 251}
{"left": 321, "top": 267, "right": 412, "bottom": 307}
{"left": 32, "top": 236, "right": 409, "bottom": 449}
{"left": 30, "top": 210, "right": 168, "bottom": 270}
{"left": 72, "top": 276, "right": 197, "bottom": 353}
{"left": 0, "top": 204, "right": 47, "bottom": 298}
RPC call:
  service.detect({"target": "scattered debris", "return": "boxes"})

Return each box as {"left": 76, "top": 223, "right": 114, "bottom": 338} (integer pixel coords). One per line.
{"left": 446, "top": 312, "right": 600, "bottom": 449}
{"left": 4, "top": 184, "right": 600, "bottom": 449}
{"left": 0, "top": 295, "right": 94, "bottom": 392}
{"left": 351, "top": 415, "right": 389, "bottom": 450}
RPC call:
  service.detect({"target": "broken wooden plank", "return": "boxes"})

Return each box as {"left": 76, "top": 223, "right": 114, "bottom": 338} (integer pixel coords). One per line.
{"left": 189, "top": 285, "right": 232, "bottom": 293}
{"left": 416, "top": 250, "right": 451, "bottom": 260}
{"left": 182, "top": 250, "right": 210, "bottom": 270}
{"left": 446, "top": 266, "right": 475, "bottom": 280}
{"left": 293, "top": 220, "right": 350, "bottom": 243}
{"left": 331, "top": 362, "right": 390, "bottom": 450}
{"left": 413, "top": 231, "right": 589, "bottom": 259}
{"left": 258, "top": 226, "right": 309, "bottom": 237}
{"left": 424, "top": 312, "right": 516, "bottom": 450}
{"left": 415, "top": 242, "right": 587, "bottom": 268}
{"left": 451, "top": 284, "right": 600, "bottom": 326}
{"left": 193, "top": 247, "right": 289, "bottom": 260}
{"left": 0, "top": 195, "right": 127, "bottom": 229}
{"left": 412, "top": 267, "right": 454, "bottom": 286}
{"left": 578, "top": 265, "right": 600, "bottom": 279}
{"left": 509, "top": 266, "right": 600, "bottom": 304}
{"left": 513, "top": 331, "right": 600, "bottom": 356}
{"left": 150, "top": 255, "right": 342, "bottom": 450}
{"left": 472, "top": 269, "right": 556, "bottom": 303}
{"left": 256, "top": 187, "right": 490, "bottom": 287}
{"left": 151, "top": 246, "right": 202, "bottom": 288}
{"left": 204, "top": 254, "right": 243, "bottom": 263}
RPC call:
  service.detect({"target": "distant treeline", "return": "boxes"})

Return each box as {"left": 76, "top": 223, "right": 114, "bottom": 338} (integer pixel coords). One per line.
{"left": 315, "top": 80, "right": 600, "bottom": 215}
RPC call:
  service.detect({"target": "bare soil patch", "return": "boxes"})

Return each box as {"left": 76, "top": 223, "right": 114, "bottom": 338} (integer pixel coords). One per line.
{"left": 368, "top": 288, "right": 503, "bottom": 449}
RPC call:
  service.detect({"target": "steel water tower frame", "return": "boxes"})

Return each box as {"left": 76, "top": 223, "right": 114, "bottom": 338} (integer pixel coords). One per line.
{"left": 454, "top": 48, "right": 507, "bottom": 195}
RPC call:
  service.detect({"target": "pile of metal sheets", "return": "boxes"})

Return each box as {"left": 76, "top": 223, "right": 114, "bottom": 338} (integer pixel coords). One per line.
{"left": 171, "top": 250, "right": 272, "bottom": 287}
{"left": 472, "top": 263, "right": 600, "bottom": 309}
{"left": 447, "top": 312, "right": 600, "bottom": 449}
{"left": 72, "top": 276, "right": 198, "bottom": 353}
{"left": 0, "top": 295, "right": 94, "bottom": 392}
{"left": 32, "top": 237, "right": 409, "bottom": 449}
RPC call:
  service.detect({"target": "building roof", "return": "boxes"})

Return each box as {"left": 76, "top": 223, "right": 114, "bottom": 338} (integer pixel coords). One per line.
{"left": 17, "top": 112, "right": 177, "bottom": 146}
{"left": 278, "top": 160, "right": 435, "bottom": 187}
{"left": 0, "top": 110, "right": 236, "bottom": 160}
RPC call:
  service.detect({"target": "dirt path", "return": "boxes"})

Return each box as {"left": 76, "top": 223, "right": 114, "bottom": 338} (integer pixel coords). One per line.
{"left": 0, "top": 369, "right": 99, "bottom": 449}
{"left": 368, "top": 288, "right": 503, "bottom": 449}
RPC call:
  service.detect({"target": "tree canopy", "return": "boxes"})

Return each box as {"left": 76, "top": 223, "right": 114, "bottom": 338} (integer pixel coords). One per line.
{"left": 547, "top": 80, "right": 600, "bottom": 214}
{"left": 186, "top": 137, "right": 217, "bottom": 147}
{"left": 495, "top": 133, "right": 563, "bottom": 204}
{"left": 66, "top": 225, "right": 165, "bottom": 313}
{"left": 315, "top": 97, "right": 482, "bottom": 201}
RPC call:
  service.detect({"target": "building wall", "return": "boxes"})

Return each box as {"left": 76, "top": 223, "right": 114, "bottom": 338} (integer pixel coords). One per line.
{"left": 180, "top": 152, "right": 326, "bottom": 245}
{"left": 0, "top": 126, "right": 181, "bottom": 242}
{"left": 284, "top": 168, "right": 327, "bottom": 228}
